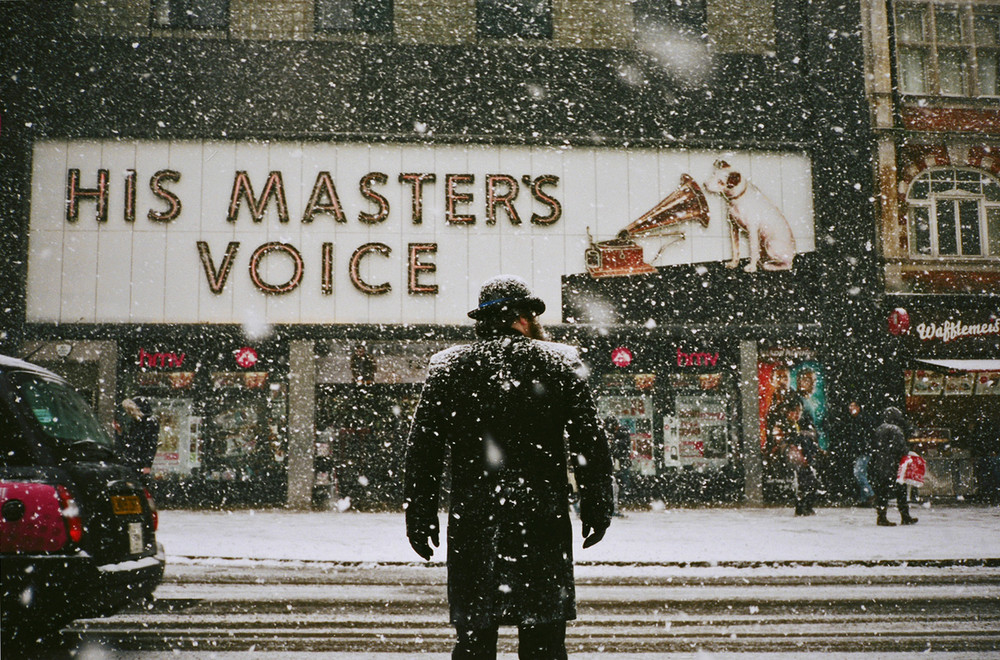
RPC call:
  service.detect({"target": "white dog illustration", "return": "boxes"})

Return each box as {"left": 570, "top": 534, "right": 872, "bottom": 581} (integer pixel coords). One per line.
{"left": 704, "top": 160, "right": 796, "bottom": 272}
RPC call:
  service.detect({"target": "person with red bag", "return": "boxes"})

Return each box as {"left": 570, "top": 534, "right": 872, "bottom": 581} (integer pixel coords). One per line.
{"left": 868, "top": 406, "right": 918, "bottom": 527}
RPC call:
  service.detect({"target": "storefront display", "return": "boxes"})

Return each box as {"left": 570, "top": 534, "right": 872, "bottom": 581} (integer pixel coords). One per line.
{"left": 597, "top": 391, "right": 656, "bottom": 476}
{"left": 582, "top": 334, "right": 747, "bottom": 503}
{"left": 313, "top": 340, "right": 439, "bottom": 508}
{"left": 148, "top": 398, "right": 199, "bottom": 475}
{"left": 661, "top": 373, "right": 734, "bottom": 466}
{"left": 890, "top": 303, "right": 1000, "bottom": 499}
{"left": 757, "top": 347, "right": 827, "bottom": 502}
{"left": 119, "top": 339, "right": 289, "bottom": 506}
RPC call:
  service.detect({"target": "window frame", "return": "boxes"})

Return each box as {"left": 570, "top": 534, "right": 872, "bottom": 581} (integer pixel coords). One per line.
{"left": 314, "top": 0, "right": 394, "bottom": 34}
{"left": 632, "top": 0, "right": 708, "bottom": 40}
{"left": 476, "top": 0, "right": 554, "bottom": 40}
{"left": 905, "top": 167, "right": 1000, "bottom": 259}
{"left": 893, "top": 0, "right": 1000, "bottom": 98}
{"left": 149, "top": 0, "right": 231, "bottom": 31}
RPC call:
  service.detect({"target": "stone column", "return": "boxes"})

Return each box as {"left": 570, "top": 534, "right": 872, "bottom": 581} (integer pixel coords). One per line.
{"left": 286, "top": 340, "right": 316, "bottom": 509}
{"left": 739, "top": 339, "right": 764, "bottom": 505}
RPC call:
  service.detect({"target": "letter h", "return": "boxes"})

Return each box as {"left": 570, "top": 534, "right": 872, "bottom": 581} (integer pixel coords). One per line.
{"left": 66, "top": 169, "right": 109, "bottom": 223}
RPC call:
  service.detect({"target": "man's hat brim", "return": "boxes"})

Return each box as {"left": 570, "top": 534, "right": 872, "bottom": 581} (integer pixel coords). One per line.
{"left": 468, "top": 296, "right": 545, "bottom": 320}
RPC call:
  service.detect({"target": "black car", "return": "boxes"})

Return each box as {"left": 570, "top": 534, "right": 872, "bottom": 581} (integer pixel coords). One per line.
{"left": 0, "top": 355, "right": 165, "bottom": 643}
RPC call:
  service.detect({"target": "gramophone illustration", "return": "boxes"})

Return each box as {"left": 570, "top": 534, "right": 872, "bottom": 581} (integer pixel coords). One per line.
{"left": 585, "top": 174, "right": 710, "bottom": 279}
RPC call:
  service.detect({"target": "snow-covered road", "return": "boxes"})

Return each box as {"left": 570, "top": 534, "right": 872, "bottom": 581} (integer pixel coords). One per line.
{"left": 156, "top": 504, "right": 1000, "bottom": 565}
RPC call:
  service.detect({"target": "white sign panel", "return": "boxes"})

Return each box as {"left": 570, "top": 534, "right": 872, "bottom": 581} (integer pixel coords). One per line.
{"left": 26, "top": 139, "right": 815, "bottom": 325}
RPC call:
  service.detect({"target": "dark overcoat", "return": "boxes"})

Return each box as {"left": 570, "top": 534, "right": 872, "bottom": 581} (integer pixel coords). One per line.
{"left": 117, "top": 407, "right": 159, "bottom": 470}
{"left": 868, "top": 407, "right": 909, "bottom": 485}
{"left": 404, "top": 334, "right": 613, "bottom": 629}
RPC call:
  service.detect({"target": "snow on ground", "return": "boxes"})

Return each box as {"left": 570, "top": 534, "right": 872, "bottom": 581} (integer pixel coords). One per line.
{"left": 76, "top": 649, "right": 998, "bottom": 660}
{"left": 157, "top": 504, "right": 1000, "bottom": 565}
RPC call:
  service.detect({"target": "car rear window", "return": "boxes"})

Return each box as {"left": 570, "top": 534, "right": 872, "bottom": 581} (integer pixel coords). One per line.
{"left": 8, "top": 372, "right": 115, "bottom": 454}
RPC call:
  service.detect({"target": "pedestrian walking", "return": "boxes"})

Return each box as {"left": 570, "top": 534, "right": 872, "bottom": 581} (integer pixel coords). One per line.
{"left": 605, "top": 416, "right": 631, "bottom": 516}
{"left": 773, "top": 395, "right": 822, "bottom": 516}
{"left": 404, "top": 274, "right": 614, "bottom": 660}
{"left": 842, "top": 401, "right": 875, "bottom": 505}
{"left": 116, "top": 397, "right": 160, "bottom": 475}
{"left": 970, "top": 414, "right": 1000, "bottom": 504}
{"left": 868, "top": 406, "right": 917, "bottom": 527}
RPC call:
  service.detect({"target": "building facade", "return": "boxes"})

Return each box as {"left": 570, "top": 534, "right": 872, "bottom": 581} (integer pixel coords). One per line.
{"left": 1, "top": 0, "right": 880, "bottom": 508}
{"left": 861, "top": 0, "right": 1000, "bottom": 500}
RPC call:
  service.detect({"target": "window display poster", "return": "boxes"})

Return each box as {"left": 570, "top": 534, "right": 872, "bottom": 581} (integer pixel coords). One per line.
{"left": 974, "top": 371, "right": 1000, "bottom": 395}
{"left": 758, "top": 359, "right": 828, "bottom": 450}
{"left": 944, "top": 372, "right": 975, "bottom": 396}
{"left": 675, "top": 395, "right": 730, "bottom": 465}
{"left": 150, "top": 398, "right": 198, "bottom": 475}
{"left": 912, "top": 370, "right": 944, "bottom": 396}
{"left": 663, "top": 415, "right": 680, "bottom": 467}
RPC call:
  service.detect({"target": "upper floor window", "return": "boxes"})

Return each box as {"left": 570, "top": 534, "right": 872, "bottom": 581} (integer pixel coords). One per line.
{"left": 907, "top": 167, "right": 1000, "bottom": 258}
{"left": 151, "top": 0, "right": 229, "bottom": 30}
{"left": 315, "top": 0, "right": 393, "bottom": 34}
{"left": 477, "top": 0, "right": 553, "bottom": 40}
{"left": 633, "top": 0, "right": 707, "bottom": 39}
{"left": 895, "top": 1, "right": 1000, "bottom": 97}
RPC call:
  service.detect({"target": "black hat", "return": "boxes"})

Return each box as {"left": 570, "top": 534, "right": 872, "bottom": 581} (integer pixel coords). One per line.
{"left": 468, "top": 275, "right": 546, "bottom": 320}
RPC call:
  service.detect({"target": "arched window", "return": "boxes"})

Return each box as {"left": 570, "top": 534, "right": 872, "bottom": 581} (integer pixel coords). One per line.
{"left": 906, "top": 167, "right": 1000, "bottom": 258}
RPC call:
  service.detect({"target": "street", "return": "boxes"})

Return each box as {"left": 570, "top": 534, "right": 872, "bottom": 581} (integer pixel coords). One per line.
{"left": 23, "top": 557, "right": 1000, "bottom": 658}
{"left": 8, "top": 506, "right": 1000, "bottom": 659}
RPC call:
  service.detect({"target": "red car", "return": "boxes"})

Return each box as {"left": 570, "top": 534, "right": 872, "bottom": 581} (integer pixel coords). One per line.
{"left": 1, "top": 355, "right": 165, "bottom": 644}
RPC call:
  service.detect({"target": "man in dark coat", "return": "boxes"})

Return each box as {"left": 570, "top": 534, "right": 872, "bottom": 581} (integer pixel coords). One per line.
{"left": 842, "top": 401, "right": 875, "bottom": 505}
{"left": 605, "top": 416, "right": 632, "bottom": 515}
{"left": 116, "top": 397, "right": 160, "bottom": 479}
{"left": 868, "top": 406, "right": 917, "bottom": 527}
{"left": 404, "top": 275, "right": 614, "bottom": 660}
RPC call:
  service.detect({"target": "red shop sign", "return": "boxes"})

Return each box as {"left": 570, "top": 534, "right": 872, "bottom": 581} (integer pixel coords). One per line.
{"left": 611, "top": 346, "right": 633, "bottom": 368}
{"left": 234, "top": 347, "right": 259, "bottom": 369}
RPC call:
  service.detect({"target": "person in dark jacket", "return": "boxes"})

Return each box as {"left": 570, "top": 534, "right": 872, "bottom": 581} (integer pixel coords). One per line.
{"left": 116, "top": 397, "right": 160, "bottom": 474}
{"left": 404, "top": 275, "right": 614, "bottom": 660}
{"left": 842, "top": 401, "right": 875, "bottom": 505}
{"left": 773, "top": 395, "right": 822, "bottom": 516}
{"left": 868, "top": 406, "right": 917, "bottom": 527}
{"left": 605, "top": 416, "right": 632, "bottom": 516}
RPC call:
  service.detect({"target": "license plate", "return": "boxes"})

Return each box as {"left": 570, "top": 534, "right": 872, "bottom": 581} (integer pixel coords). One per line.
{"left": 111, "top": 494, "right": 142, "bottom": 515}
{"left": 128, "top": 522, "right": 143, "bottom": 554}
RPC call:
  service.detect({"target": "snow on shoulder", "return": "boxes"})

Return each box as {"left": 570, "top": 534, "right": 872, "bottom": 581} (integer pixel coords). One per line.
{"left": 427, "top": 343, "right": 469, "bottom": 373}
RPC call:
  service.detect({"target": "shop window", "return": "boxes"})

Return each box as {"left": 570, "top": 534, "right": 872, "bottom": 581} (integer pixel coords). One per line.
{"left": 151, "top": 0, "right": 230, "bottom": 30}
{"left": 477, "top": 0, "right": 553, "bottom": 40}
{"left": 316, "top": 0, "right": 393, "bottom": 34}
{"left": 895, "top": 1, "right": 1000, "bottom": 97}
{"left": 906, "top": 167, "right": 1000, "bottom": 258}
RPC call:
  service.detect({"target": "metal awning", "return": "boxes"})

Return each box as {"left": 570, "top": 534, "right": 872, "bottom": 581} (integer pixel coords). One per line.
{"left": 916, "top": 359, "right": 1000, "bottom": 372}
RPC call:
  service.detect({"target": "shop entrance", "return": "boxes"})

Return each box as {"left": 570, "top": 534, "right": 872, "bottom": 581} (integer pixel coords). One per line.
{"left": 197, "top": 372, "right": 288, "bottom": 506}
{"left": 596, "top": 369, "right": 743, "bottom": 504}
{"left": 315, "top": 383, "right": 420, "bottom": 510}
{"left": 905, "top": 365, "right": 1000, "bottom": 499}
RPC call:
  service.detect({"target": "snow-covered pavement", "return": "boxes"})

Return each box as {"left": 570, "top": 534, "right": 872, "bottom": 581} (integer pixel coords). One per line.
{"left": 157, "top": 503, "right": 1000, "bottom": 566}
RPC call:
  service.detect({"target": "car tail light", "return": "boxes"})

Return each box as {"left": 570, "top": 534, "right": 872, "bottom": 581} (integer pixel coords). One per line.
{"left": 144, "top": 487, "right": 158, "bottom": 531}
{"left": 56, "top": 485, "right": 84, "bottom": 544}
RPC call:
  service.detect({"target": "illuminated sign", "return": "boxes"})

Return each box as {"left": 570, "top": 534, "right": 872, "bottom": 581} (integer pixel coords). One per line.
{"left": 27, "top": 140, "right": 814, "bottom": 325}
{"left": 611, "top": 346, "right": 633, "bottom": 368}
{"left": 235, "top": 347, "right": 259, "bottom": 369}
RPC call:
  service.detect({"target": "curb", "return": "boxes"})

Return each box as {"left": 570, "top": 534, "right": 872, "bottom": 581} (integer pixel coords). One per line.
{"left": 168, "top": 555, "right": 1000, "bottom": 569}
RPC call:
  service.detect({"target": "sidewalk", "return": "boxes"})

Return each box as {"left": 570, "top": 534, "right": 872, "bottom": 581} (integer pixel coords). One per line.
{"left": 157, "top": 503, "right": 1000, "bottom": 566}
